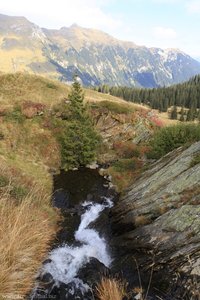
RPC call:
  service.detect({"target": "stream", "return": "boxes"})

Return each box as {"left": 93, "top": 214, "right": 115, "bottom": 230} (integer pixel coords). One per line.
{"left": 30, "top": 168, "right": 117, "bottom": 300}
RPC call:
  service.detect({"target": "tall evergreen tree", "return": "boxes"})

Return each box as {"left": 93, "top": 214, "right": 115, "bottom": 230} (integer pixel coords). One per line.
{"left": 180, "top": 107, "right": 185, "bottom": 122}
{"left": 171, "top": 105, "right": 178, "bottom": 120}
{"left": 197, "top": 110, "right": 200, "bottom": 123}
{"left": 186, "top": 108, "right": 195, "bottom": 121}
{"left": 59, "top": 76, "right": 100, "bottom": 170}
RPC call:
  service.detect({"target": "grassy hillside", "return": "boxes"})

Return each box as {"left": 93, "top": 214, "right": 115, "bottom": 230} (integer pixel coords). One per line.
{"left": 0, "top": 72, "right": 172, "bottom": 296}
{"left": 0, "top": 73, "right": 64, "bottom": 296}
{"left": 0, "top": 72, "right": 150, "bottom": 296}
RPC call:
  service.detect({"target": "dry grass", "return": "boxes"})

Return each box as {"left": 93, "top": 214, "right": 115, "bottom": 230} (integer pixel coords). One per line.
{"left": 0, "top": 72, "right": 174, "bottom": 128}
{"left": 134, "top": 215, "right": 151, "bottom": 227}
{"left": 96, "top": 278, "right": 128, "bottom": 300}
{"left": 0, "top": 187, "right": 58, "bottom": 298}
{"left": 0, "top": 72, "right": 69, "bottom": 107}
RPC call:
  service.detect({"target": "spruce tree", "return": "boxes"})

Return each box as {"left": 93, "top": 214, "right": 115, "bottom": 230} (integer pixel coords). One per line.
{"left": 171, "top": 105, "right": 177, "bottom": 120}
{"left": 186, "top": 108, "right": 195, "bottom": 121}
{"left": 197, "top": 110, "right": 200, "bottom": 123}
{"left": 180, "top": 107, "right": 185, "bottom": 122}
{"left": 59, "top": 76, "right": 100, "bottom": 170}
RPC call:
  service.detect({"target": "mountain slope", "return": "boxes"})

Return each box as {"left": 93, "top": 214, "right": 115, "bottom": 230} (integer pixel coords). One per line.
{"left": 0, "top": 14, "right": 200, "bottom": 87}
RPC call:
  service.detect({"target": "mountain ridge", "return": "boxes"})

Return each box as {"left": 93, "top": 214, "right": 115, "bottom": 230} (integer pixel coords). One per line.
{"left": 0, "top": 13, "right": 200, "bottom": 87}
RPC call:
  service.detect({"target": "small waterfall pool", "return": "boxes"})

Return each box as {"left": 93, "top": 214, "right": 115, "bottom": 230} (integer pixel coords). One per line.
{"left": 31, "top": 168, "right": 117, "bottom": 300}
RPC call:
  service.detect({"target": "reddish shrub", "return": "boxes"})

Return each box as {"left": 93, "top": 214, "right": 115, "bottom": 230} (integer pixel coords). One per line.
{"left": 150, "top": 116, "right": 164, "bottom": 127}
{"left": 22, "top": 101, "right": 46, "bottom": 118}
{"left": 113, "top": 141, "right": 140, "bottom": 158}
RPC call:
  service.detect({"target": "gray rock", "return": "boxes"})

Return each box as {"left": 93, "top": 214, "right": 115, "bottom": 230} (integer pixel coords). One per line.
{"left": 111, "top": 141, "right": 200, "bottom": 298}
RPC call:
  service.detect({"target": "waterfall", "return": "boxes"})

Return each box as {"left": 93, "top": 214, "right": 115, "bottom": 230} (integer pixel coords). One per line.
{"left": 37, "top": 197, "right": 113, "bottom": 296}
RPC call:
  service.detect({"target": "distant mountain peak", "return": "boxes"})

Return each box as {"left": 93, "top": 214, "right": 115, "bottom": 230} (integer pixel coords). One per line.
{"left": 0, "top": 13, "right": 200, "bottom": 88}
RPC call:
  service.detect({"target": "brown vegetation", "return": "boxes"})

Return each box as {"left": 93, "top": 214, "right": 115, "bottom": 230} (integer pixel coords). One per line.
{"left": 96, "top": 278, "right": 128, "bottom": 300}
{"left": 0, "top": 185, "right": 58, "bottom": 297}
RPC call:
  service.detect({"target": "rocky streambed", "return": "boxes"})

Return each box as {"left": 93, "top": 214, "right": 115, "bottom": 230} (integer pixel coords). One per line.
{"left": 30, "top": 168, "right": 118, "bottom": 300}
{"left": 30, "top": 141, "right": 200, "bottom": 300}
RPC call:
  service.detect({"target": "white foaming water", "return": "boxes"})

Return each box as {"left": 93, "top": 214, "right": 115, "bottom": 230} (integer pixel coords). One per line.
{"left": 42, "top": 197, "right": 113, "bottom": 288}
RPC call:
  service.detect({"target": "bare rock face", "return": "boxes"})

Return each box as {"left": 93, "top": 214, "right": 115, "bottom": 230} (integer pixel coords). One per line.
{"left": 111, "top": 142, "right": 200, "bottom": 299}
{"left": 92, "top": 108, "right": 153, "bottom": 163}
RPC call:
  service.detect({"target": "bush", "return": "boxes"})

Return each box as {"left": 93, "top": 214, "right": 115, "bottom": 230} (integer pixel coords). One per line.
{"left": 148, "top": 124, "right": 200, "bottom": 159}
{"left": 113, "top": 141, "right": 140, "bottom": 158}
{"left": 113, "top": 158, "right": 137, "bottom": 172}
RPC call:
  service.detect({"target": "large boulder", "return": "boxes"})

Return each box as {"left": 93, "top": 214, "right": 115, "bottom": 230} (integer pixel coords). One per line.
{"left": 111, "top": 141, "right": 200, "bottom": 299}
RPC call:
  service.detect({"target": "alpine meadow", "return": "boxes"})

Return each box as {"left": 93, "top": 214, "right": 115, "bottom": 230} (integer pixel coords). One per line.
{"left": 0, "top": 1, "right": 200, "bottom": 299}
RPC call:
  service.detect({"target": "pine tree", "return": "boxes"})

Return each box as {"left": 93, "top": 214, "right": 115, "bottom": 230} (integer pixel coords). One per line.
{"left": 180, "top": 107, "right": 185, "bottom": 122}
{"left": 59, "top": 76, "right": 100, "bottom": 170}
{"left": 186, "top": 108, "right": 195, "bottom": 121}
{"left": 197, "top": 109, "right": 200, "bottom": 123}
{"left": 171, "top": 105, "right": 177, "bottom": 120}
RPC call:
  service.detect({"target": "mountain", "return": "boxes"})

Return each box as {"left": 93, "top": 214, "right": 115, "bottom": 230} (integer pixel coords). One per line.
{"left": 0, "top": 13, "right": 200, "bottom": 87}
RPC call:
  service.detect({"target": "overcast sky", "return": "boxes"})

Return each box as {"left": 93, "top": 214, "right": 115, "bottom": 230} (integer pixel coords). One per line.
{"left": 1, "top": 0, "right": 200, "bottom": 59}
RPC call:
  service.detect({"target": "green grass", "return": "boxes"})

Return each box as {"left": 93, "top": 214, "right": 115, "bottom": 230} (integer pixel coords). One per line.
{"left": 10, "top": 185, "right": 28, "bottom": 201}
{"left": 90, "top": 100, "right": 135, "bottom": 114}
{"left": 113, "top": 158, "right": 137, "bottom": 172}
{"left": 5, "top": 105, "right": 26, "bottom": 124}
{"left": 190, "top": 153, "right": 200, "bottom": 167}
{"left": 0, "top": 175, "right": 9, "bottom": 187}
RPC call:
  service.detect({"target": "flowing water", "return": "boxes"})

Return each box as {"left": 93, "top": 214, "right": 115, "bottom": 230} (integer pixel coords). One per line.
{"left": 31, "top": 168, "right": 116, "bottom": 300}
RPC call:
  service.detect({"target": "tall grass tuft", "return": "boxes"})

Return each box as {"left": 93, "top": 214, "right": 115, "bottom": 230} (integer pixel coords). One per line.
{"left": 96, "top": 277, "right": 128, "bottom": 300}
{"left": 0, "top": 188, "right": 57, "bottom": 297}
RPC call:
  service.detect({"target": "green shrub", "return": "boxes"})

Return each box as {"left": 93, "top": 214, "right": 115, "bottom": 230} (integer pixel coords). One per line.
{"left": 0, "top": 175, "right": 9, "bottom": 187}
{"left": 113, "top": 141, "right": 140, "bottom": 158}
{"left": 113, "top": 158, "right": 137, "bottom": 172}
{"left": 148, "top": 124, "right": 200, "bottom": 159}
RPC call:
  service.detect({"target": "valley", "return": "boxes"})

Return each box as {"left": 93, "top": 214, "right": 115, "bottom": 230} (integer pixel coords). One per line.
{"left": 0, "top": 8, "right": 200, "bottom": 299}
{"left": 0, "top": 72, "right": 200, "bottom": 299}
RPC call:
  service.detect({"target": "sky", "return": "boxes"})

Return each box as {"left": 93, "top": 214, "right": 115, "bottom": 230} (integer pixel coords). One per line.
{"left": 1, "top": 0, "right": 200, "bottom": 59}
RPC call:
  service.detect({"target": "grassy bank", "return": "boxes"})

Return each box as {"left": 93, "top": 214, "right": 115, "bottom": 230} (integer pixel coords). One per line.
{"left": 0, "top": 126, "right": 59, "bottom": 297}
{"left": 0, "top": 72, "right": 166, "bottom": 296}
{"left": 0, "top": 73, "right": 64, "bottom": 297}
{"left": 0, "top": 72, "right": 133, "bottom": 296}
{"left": 0, "top": 185, "right": 58, "bottom": 296}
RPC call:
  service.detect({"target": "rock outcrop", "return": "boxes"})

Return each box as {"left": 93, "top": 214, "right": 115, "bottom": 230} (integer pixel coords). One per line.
{"left": 92, "top": 106, "right": 154, "bottom": 163}
{"left": 111, "top": 142, "right": 200, "bottom": 299}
